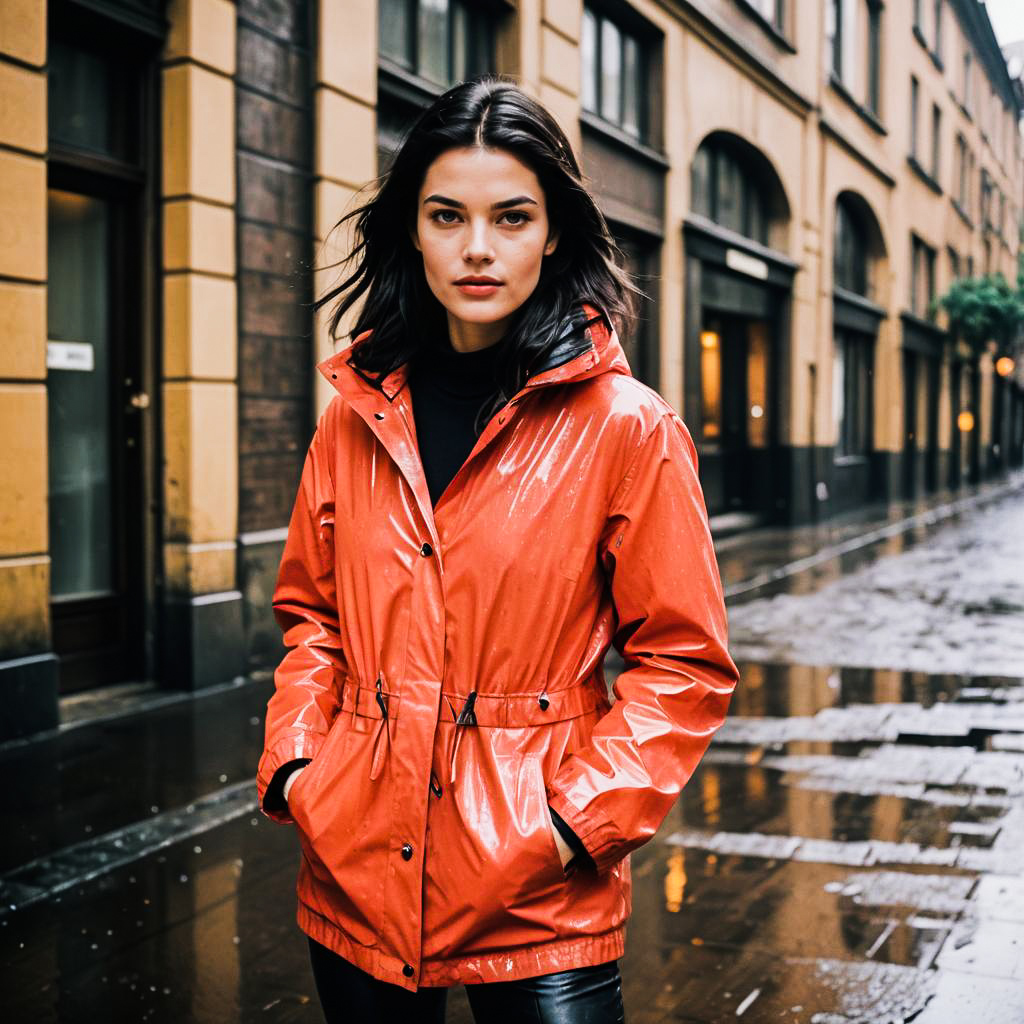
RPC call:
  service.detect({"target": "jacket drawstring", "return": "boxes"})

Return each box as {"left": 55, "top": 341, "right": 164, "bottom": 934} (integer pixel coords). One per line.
{"left": 449, "top": 690, "right": 478, "bottom": 786}
{"left": 369, "top": 674, "right": 391, "bottom": 781}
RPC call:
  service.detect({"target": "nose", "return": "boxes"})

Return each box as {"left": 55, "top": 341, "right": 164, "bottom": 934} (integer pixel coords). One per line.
{"left": 462, "top": 218, "right": 495, "bottom": 265}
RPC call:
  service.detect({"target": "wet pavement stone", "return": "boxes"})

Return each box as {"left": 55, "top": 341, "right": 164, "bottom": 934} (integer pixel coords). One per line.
{"left": 3, "top": 477, "right": 1024, "bottom": 1020}
{"left": 727, "top": 486, "right": 1024, "bottom": 677}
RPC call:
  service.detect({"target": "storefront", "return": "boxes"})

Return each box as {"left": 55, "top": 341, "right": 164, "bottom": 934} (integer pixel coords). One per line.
{"left": 684, "top": 131, "right": 796, "bottom": 525}
{"left": 683, "top": 220, "right": 796, "bottom": 523}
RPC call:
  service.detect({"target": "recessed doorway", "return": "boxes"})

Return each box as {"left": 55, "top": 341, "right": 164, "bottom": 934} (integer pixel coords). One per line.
{"left": 698, "top": 312, "right": 774, "bottom": 517}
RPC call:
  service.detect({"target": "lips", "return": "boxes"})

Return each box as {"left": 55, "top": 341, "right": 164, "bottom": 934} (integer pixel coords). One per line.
{"left": 454, "top": 277, "right": 502, "bottom": 285}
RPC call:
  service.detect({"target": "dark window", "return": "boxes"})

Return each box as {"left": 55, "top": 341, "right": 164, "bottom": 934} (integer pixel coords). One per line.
{"left": 931, "top": 102, "right": 941, "bottom": 179}
{"left": 834, "top": 197, "right": 870, "bottom": 297}
{"left": 933, "top": 0, "right": 942, "bottom": 57}
{"left": 827, "top": 0, "right": 842, "bottom": 78}
{"left": 691, "top": 139, "right": 771, "bottom": 245}
{"left": 913, "top": 0, "right": 922, "bottom": 30}
{"left": 966, "top": 149, "right": 975, "bottom": 217}
{"left": 49, "top": 37, "right": 139, "bottom": 162}
{"left": 910, "top": 234, "right": 936, "bottom": 318}
{"left": 947, "top": 246, "right": 960, "bottom": 281}
{"left": 962, "top": 50, "right": 972, "bottom": 110}
{"left": 830, "top": 1, "right": 882, "bottom": 114}
{"left": 582, "top": 5, "right": 646, "bottom": 140}
{"left": 866, "top": 2, "right": 882, "bottom": 114}
{"left": 834, "top": 330, "right": 874, "bottom": 456}
{"left": 379, "top": 0, "right": 494, "bottom": 87}
{"left": 955, "top": 133, "right": 967, "bottom": 206}
{"left": 910, "top": 75, "right": 919, "bottom": 158}
{"left": 981, "top": 167, "right": 993, "bottom": 230}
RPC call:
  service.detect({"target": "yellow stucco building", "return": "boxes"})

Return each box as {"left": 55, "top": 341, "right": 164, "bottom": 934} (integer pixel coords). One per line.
{"left": 1, "top": 0, "right": 1022, "bottom": 738}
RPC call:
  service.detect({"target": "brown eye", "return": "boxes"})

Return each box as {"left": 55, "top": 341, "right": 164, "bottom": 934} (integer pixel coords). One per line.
{"left": 501, "top": 211, "right": 530, "bottom": 226}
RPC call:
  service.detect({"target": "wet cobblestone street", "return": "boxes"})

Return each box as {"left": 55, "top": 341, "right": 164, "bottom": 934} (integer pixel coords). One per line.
{"left": 2, "top": 478, "right": 1023, "bottom": 1022}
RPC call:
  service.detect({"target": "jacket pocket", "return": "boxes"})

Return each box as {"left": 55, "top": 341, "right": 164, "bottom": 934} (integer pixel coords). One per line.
{"left": 520, "top": 754, "right": 568, "bottom": 892}
{"left": 468, "top": 753, "right": 566, "bottom": 898}
{"left": 286, "top": 712, "right": 351, "bottom": 840}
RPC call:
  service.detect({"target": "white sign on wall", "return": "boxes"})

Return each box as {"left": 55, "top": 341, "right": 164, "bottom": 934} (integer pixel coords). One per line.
{"left": 47, "top": 341, "right": 95, "bottom": 372}
{"left": 725, "top": 248, "right": 769, "bottom": 281}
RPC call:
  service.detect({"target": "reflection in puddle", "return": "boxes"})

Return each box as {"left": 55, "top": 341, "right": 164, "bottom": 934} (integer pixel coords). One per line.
{"left": 616, "top": 657, "right": 1024, "bottom": 1021}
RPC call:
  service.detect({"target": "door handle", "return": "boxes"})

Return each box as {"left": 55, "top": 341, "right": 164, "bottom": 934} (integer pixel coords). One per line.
{"left": 128, "top": 392, "right": 150, "bottom": 410}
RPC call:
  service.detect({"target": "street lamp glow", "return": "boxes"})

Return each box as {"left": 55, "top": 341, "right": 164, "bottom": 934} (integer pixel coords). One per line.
{"left": 995, "top": 356, "right": 1015, "bottom": 377}
{"left": 957, "top": 410, "right": 975, "bottom": 432}
{"left": 700, "top": 330, "right": 719, "bottom": 350}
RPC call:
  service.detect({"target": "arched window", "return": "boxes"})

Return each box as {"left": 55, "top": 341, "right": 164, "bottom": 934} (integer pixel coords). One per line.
{"left": 691, "top": 139, "right": 770, "bottom": 246}
{"left": 834, "top": 195, "right": 869, "bottom": 296}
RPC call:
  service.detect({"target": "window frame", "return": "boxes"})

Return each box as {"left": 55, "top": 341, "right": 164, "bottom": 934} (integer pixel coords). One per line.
{"left": 378, "top": 0, "right": 497, "bottom": 90}
{"left": 834, "top": 196, "right": 870, "bottom": 298}
{"left": 866, "top": 1, "right": 882, "bottom": 116}
{"left": 581, "top": 3, "right": 650, "bottom": 143}
{"left": 910, "top": 233, "right": 937, "bottom": 319}
{"left": 827, "top": 0, "right": 843, "bottom": 79}
{"left": 691, "top": 139, "right": 772, "bottom": 247}
{"left": 955, "top": 132, "right": 968, "bottom": 207}
{"left": 909, "top": 75, "right": 920, "bottom": 160}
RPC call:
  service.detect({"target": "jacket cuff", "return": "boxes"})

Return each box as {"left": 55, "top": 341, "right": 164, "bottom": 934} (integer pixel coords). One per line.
{"left": 263, "top": 758, "right": 313, "bottom": 821}
{"left": 257, "top": 733, "right": 325, "bottom": 823}
{"left": 546, "top": 788, "right": 629, "bottom": 876}
{"left": 548, "top": 806, "right": 591, "bottom": 869}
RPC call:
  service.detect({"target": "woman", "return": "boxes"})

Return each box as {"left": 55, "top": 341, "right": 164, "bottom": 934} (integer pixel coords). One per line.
{"left": 257, "top": 77, "right": 738, "bottom": 1023}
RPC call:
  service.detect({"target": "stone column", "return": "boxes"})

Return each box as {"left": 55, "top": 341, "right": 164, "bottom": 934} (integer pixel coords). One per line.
{"left": 0, "top": 2, "right": 56, "bottom": 738}
{"left": 160, "top": 0, "right": 245, "bottom": 688}
{"left": 312, "top": 0, "right": 378, "bottom": 417}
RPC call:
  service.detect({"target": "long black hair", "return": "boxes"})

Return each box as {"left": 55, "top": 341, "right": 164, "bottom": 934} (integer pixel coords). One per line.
{"left": 313, "top": 75, "right": 639, "bottom": 417}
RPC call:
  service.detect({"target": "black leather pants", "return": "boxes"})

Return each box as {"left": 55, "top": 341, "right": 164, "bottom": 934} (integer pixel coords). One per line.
{"left": 308, "top": 937, "right": 626, "bottom": 1023}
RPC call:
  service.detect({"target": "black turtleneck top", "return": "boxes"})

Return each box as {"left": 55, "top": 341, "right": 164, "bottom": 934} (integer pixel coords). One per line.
{"left": 407, "top": 333, "right": 506, "bottom": 507}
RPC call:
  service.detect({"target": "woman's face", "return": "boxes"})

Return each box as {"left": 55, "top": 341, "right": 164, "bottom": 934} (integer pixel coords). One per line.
{"left": 411, "top": 145, "right": 559, "bottom": 351}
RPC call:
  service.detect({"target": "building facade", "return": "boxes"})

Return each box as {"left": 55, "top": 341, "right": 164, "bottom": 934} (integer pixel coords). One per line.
{"left": 1, "top": 0, "right": 1023, "bottom": 739}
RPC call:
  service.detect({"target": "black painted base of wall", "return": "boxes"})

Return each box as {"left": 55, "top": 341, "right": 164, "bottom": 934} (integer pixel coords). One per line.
{"left": 773, "top": 446, "right": 898, "bottom": 525}
{"left": 0, "top": 653, "right": 59, "bottom": 742}
{"left": 238, "top": 536, "right": 287, "bottom": 673}
{"left": 162, "top": 591, "right": 246, "bottom": 691}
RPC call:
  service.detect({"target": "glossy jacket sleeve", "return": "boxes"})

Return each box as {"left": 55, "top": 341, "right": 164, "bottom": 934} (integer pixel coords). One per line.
{"left": 257, "top": 418, "right": 347, "bottom": 825}
{"left": 546, "top": 412, "right": 739, "bottom": 873}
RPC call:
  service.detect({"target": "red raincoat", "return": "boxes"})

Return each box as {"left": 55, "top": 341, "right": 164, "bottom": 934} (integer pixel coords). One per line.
{"left": 257, "top": 304, "right": 738, "bottom": 990}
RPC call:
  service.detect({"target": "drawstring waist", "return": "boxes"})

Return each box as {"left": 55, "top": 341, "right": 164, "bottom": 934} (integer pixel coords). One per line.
{"left": 339, "top": 678, "right": 609, "bottom": 784}
{"left": 340, "top": 680, "right": 607, "bottom": 727}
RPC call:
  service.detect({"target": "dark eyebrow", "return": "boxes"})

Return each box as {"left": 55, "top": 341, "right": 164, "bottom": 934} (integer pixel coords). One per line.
{"left": 422, "top": 194, "right": 538, "bottom": 210}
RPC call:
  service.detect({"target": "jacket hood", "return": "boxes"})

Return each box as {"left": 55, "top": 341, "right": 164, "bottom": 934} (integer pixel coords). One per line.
{"left": 318, "top": 301, "right": 632, "bottom": 404}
